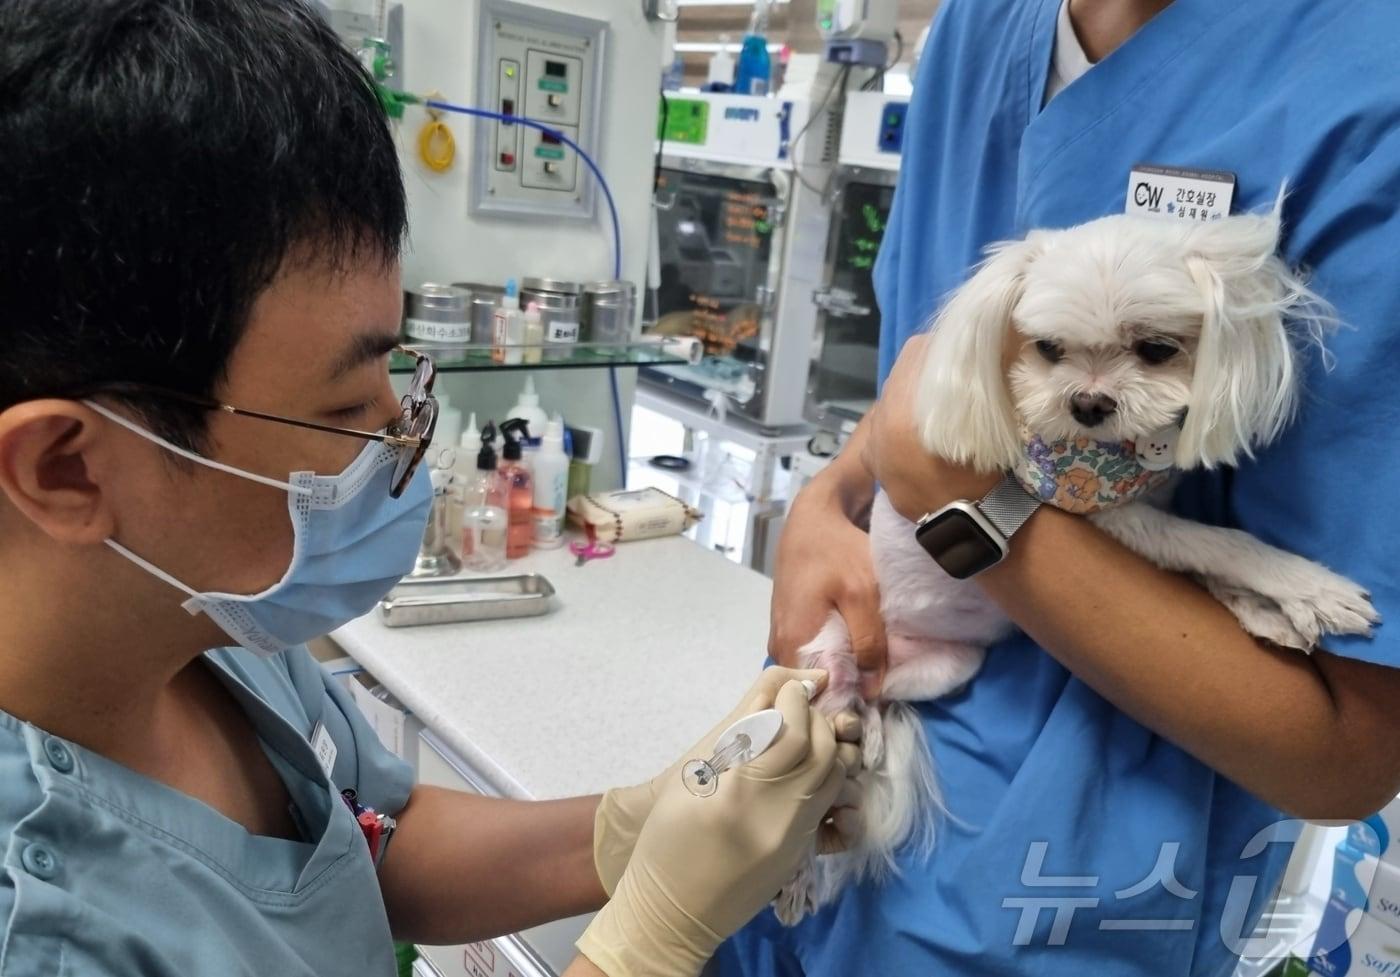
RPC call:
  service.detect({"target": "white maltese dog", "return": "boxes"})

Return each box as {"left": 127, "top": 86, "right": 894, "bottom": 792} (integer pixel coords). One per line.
{"left": 775, "top": 205, "right": 1379, "bottom": 924}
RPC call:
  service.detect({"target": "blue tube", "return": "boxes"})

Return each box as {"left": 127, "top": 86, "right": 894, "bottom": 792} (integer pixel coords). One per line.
{"left": 421, "top": 98, "right": 630, "bottom": 485}
{"left": 422, "top": 99, "right": 622, "bottom": 281}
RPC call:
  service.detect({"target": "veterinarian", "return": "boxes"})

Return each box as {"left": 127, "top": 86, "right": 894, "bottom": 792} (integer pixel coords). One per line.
{"left": 717, "top": 0, "right": 1400, "bottom": 975}
{"left": 0, "top": 4, "right": 864, "bottom": 975}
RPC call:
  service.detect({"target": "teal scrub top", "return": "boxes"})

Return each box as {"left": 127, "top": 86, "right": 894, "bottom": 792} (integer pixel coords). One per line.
{"left": 717, "top": 0, "right": 1400, "bottom": 975}
{"left": 0, "top": 647, "right": 414, "bottom": 976}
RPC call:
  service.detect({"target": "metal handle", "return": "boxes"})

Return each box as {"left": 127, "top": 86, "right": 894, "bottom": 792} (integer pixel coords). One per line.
{"left": 812, "top": 286, "right": 872, "bottom": 318}
{"left": 755, "top": 284, "right": 777, "bottom": 313}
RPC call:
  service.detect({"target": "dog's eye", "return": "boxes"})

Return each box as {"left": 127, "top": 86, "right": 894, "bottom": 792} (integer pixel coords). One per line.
{"left": 1134, "top": 339, "right": 1180, "bottom": 365}
{"left": 1035, "top": 339, "right": 1064, "bottom": 363}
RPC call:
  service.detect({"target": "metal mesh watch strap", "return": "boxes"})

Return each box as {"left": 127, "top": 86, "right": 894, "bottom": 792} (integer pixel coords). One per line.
{"left": 976, "top": 475, "right": 1042, "bottom": 540}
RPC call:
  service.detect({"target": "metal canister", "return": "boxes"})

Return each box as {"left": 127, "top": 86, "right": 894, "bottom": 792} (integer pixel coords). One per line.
{"left": 521, "top": 278, "right": 583, "bottom": 352}
{"left": 582, "top": 280, "right": 637, "bottom": 345}
{"left": 404, "top": 283, "right": 471, "bottom": 344}
{"left": 453, "top": 281, "right": 504, "bottom": 344}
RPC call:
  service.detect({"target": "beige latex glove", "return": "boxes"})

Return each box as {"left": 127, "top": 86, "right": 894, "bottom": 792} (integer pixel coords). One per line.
{"left": 577, "top": 678, "right": 850, "bottom": 977}
{"left": 593, "top": 667, "right": 862, "bottom": 896}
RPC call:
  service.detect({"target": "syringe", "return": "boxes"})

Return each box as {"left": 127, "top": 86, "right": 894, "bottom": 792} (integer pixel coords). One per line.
{"left": 682, "top": 679, "right": 818, "bottom": 797}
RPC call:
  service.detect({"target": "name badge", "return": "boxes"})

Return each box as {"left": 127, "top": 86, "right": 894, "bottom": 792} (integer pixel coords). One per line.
{"left": 1126, "top": 164, "right": 1236, "bottom": 223}
{"left": 311, "top": 720, "right": 338, "bottom": 779}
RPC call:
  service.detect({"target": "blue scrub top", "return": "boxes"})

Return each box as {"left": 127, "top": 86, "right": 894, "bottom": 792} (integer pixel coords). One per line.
{"left": 717, "top": 0, "right": 1400, "bottom": 974}
{"left": 0, "top": 647, "right": 414, "bottom": 976}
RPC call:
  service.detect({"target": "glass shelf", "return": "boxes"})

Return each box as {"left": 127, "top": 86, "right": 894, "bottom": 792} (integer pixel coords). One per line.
{"left": 391, "top": 341, "right": 685, "bottom": 374}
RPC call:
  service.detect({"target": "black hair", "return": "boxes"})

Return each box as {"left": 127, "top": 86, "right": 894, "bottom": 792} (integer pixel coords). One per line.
{"left": 0, "top": 0, "right": 407, "bottom": 448}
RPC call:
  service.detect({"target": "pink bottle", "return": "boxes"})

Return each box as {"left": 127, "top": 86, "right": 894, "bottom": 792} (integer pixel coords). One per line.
{"left": 498, "top": 418, "right": 535, "bottom": 560}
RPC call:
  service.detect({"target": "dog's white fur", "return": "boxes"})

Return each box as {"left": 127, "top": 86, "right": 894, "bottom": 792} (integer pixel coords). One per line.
{"left": 774, "top": 208, "right": 1378, "bottom": 924}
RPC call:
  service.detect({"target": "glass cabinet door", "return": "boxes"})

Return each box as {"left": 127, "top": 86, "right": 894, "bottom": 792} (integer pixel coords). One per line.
{"left": 808, "top": 178, "right": 895, "bottom": 426}
{"left": 647, "top": 167, "right": 783, "bottom": 406}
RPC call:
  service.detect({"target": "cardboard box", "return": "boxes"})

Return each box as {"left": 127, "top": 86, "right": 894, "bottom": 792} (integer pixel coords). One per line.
{"left": 1332, "top": 843, "right": 1400, "bottom": 934}
{"left": 1350, "top": 797, "right": 1400, "bottom": 871}
{"left": 1307, "top": 897, "right": 1400, "bottom": 977}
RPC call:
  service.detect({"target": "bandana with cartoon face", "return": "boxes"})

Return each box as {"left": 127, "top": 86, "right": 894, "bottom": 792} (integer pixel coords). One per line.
{"left": 1015, "top": 424, "right": 1179, "bottom": 514}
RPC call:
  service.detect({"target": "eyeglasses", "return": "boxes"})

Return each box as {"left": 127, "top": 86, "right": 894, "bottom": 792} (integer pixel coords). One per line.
{"left": 74, "top": 346, "right": 438, "bottom": 499}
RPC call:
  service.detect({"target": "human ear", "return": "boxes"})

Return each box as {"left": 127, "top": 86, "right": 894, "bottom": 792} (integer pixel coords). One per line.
{"left": 0, "top": 400, "right": 117, "bottom": 545}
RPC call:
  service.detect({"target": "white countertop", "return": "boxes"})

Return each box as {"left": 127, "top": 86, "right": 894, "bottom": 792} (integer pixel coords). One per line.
{"left": 332, "top": 535, "right": 774, "bottom": 800}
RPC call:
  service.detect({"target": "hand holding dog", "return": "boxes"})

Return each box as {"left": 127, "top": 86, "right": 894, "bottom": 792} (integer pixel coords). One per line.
{"left": 861, "top": 334, "right": 1002, "bottom": 524}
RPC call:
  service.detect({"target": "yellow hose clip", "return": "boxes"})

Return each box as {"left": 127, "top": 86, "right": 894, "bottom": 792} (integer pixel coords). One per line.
{"left": 418, "top": 97, "right": 455, "bottom": 172}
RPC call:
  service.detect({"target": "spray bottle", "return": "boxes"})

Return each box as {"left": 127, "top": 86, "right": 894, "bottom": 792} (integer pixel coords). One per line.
{"left": 461, "top": 422, "right": 508, "bottom": 572}
{"left": 506, "top": 374, "right": 549, "bottom": 458}
{"left": 498, "top": 418, "right": 535, "bottom": 559}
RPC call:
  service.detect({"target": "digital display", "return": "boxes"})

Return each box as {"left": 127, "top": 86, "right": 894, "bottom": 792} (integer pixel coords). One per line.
{"left": 540, "top": 131, "right": 561, "bottom": 145}
{"left": 808, "top": 180, "right": 895, "bottom": 422}
{"left": 545, "top": 60, "right": 567, "bottom": 78}
{"left": 652, "top": 168, "right": 777, "bottom": 359}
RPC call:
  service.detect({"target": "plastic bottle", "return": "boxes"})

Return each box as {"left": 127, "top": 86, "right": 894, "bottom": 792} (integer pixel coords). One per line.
{"left": 461, "top": 422, "right": 508, "bottom": 572}
{"left": 506, "top": 374, "right": 549, "bottom": 456}
{"left": 432, "top": 394, "right": 463, "bottom": 470}
{"left": 531, "top": 414, "right": 570, "bottom": 549}
{"left": 492, "top": 279, "right": 524, "bottom": 365}
{"left": 414, "top": 449, "right": 463, "bottom": 576}
{"left": 733, "top": 0, "right": 771, "bottom": 95}
{"left": 498, "top": 418, "right": 535, "bottom": 559}
{"left": 522, "top": 302, "right": 544, "bottom": 365}
{"left": 707, "top": 35, "right": 736, "bottom": 90}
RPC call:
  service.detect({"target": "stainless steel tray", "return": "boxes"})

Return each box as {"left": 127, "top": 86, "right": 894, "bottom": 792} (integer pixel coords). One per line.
{"left": 377, "top": 574, "right": 556, "bottom": 627}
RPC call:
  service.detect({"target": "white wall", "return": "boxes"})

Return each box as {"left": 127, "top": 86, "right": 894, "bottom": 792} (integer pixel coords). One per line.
{"left": 394, "top": 0, "right": 666, "bottom": 486}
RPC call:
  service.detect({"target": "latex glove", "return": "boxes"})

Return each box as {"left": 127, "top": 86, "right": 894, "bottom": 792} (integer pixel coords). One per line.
{"left": 577, "top": 679, "right": 849, "bottom": 977}
{"left": 592, "top": 668, "right": 862, "bottom": 896}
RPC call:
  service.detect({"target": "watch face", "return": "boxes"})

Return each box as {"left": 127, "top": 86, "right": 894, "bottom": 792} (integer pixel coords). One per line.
{"left": 916, "top": 508, "right": 1005, "bottom": 579}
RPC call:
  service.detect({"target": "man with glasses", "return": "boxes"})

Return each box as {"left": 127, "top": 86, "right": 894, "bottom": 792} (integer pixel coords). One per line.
{"left": 0, "top": 3, "right": 860, "bottom": 975}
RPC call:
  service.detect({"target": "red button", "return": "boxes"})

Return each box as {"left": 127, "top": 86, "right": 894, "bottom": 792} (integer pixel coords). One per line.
{"left": 500, "top": 151, "right": 515, "bottom": 166}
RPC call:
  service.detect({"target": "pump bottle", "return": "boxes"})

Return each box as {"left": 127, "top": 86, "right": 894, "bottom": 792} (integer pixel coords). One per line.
{"left": 498, "top": 418, "right": 536, "bottom": 559}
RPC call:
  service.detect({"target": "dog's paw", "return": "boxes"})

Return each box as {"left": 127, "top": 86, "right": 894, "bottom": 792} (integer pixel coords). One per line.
{"left": 1209, "top": 583, "right": 1313, "bottom": 650}
{"left": 1275, "top": 567, "right": 1379, "bottom": 642}
{"left": 773, "top": 863, "right": 819, "bottom": 926}
{"left": 1208, "top": 572, "right": 1378, "bottom": 651}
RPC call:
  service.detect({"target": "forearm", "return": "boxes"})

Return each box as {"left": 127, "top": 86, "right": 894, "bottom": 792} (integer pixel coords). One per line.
{"left": 980, "top": 506, "right": 1393, "bottom": 819}
{"left": 379, "top": 786, "right": 606, "bottom": 945}
{"left": 804, "top": 414, "right": 876, "bottom": 521}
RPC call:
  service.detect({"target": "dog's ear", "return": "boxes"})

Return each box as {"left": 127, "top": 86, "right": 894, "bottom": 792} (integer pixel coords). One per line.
{"left": 916, "top": 236, "right": 1039, "bottom": 472}
{"left": 1178, "top": 211, "right": 1329, "bottom": 468}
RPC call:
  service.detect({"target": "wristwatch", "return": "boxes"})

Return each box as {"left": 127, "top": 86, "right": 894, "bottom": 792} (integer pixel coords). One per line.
{"left": 914, "top": 475, "right": 1042, "bottom": 579}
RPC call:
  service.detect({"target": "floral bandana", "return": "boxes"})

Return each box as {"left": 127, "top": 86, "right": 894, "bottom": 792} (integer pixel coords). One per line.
{"left": 1015, "top": 424, "right": 1180, "bottom": 514}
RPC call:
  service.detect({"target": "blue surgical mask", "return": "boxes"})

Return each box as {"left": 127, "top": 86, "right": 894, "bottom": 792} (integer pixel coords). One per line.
{"left": 85, "top": 400, "right": 433, "bottom": 657}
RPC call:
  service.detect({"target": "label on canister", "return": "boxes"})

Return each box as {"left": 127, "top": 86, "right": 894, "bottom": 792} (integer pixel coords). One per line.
{"left": 405, "top": 317, "right": 471, "bottom": 343}
{"left": 547, "top": 319, "right": 580, "bottom": 344}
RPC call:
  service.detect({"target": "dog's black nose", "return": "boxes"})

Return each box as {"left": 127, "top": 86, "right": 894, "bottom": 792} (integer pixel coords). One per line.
{"left": 1069, "top": 392, "right": 1118, "bottom": 427}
